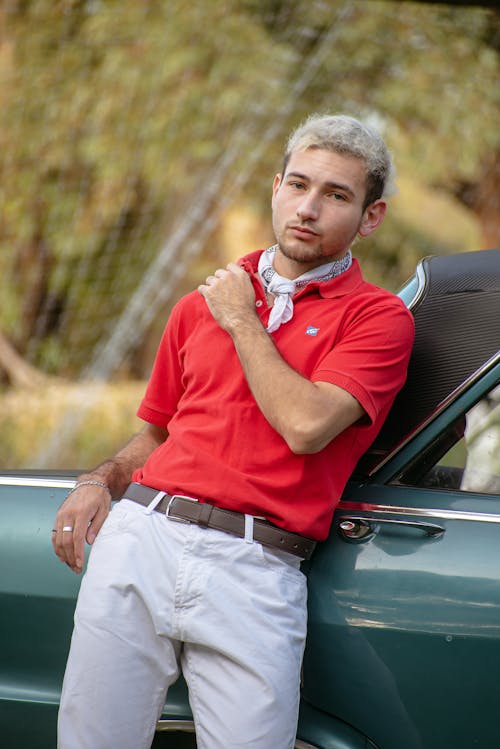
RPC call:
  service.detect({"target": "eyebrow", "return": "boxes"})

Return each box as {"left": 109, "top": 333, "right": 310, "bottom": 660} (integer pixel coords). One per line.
{"left": 284, "top": 171, "right": 356, "bottom": 198}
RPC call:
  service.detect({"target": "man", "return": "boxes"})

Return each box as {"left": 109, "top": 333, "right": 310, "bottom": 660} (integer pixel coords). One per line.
{"left": 53, "top": 114, "right": 414, "bottom": 749}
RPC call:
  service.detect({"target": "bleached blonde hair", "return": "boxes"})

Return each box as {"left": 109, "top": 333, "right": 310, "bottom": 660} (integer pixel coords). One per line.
{"left": 284, "top": 114, "right": 395, "bottom": 209}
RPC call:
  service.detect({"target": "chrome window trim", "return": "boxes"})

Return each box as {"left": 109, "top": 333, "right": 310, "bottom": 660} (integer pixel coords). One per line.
{"left": 0, "top": 476, "right": 75, "bottom": 489}
{"left": 155, "top": 719, "right": 195, "bottom": 733}
{"left": 155, "top": 720, "right": 318, "bottom": 748}
{"left": 406, "top": 258, "right": 428, "bottom": 311}
{"left": 368, "top": 351, "right": 500, "bottom": 477}
{"left": 338, "top": 501, "right": 500, "bottom": 524}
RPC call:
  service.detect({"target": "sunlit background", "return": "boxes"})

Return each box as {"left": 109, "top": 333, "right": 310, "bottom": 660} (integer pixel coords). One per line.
{"left": 0, "top": 0, "right": 498, "bottom": 469}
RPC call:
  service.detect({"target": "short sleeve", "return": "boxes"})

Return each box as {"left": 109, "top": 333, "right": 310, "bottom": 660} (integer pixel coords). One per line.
{"left": 136, "top": 300, "right": 187, "bottom": 428}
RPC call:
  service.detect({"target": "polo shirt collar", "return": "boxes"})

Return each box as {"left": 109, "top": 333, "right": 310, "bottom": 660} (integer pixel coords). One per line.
{"left": 239, "top": 249, "right": 365, "bottom": 300}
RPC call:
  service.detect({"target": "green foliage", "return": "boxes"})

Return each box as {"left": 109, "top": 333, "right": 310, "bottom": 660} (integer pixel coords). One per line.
{"left": 0, "top": 0, "right": 497, "bottom": 378}
{"left": 0, "top": 380, "right": 145, "bottom": 469}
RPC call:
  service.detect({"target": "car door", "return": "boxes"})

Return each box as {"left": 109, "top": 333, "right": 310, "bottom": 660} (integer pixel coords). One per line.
{"left": 301, "top": 361, "right": 500, "bottom": 749}
{"left": 0, "top": 477, "right": 197, "bottom": 749}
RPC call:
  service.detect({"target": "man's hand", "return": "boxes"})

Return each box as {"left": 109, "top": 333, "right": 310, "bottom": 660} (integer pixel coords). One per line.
{"left": 198, "top": 262, "right": 259, "bottom": 332}
{"left": 52, "top": 482, "right": 111, "bottom": 574}
{"left": 51, "top": 424, "right": 168, "bottom": 574}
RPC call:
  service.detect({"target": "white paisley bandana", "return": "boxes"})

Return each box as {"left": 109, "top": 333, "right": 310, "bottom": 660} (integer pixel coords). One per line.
{"left": 257, "top": 245, "right": 352, "bottom": 333}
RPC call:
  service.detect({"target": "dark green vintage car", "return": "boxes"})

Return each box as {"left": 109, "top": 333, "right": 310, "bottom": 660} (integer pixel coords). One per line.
{"left": 1, "top": 248, "right": 499, "bottom": 749}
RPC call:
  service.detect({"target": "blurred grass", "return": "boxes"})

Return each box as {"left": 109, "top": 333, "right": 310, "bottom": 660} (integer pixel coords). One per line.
{"left": 0, "top": 380, "right": 146, "bottom": 470}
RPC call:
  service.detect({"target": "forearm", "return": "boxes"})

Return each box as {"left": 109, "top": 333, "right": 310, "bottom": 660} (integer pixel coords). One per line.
{"left": 77, "top": 424, "right": 166, "bottom": 498}
{"left": 229, "top": 317, "right": 360, "bottom": 453}
{"left": 231, "top": 318, "right": 303, "bottom": 437}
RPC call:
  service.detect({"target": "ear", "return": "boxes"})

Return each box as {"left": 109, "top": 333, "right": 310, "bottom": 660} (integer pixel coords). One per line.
{"left": 272, "top": 173, "right": 282, "bottom": 200}
{"left": 358, "top": 200, "right": 386, "bottom": 237}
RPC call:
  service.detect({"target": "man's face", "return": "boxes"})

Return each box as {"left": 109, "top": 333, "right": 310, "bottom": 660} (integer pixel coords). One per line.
{"left": 271, "top": 148, "right": 385, "bottom": 277}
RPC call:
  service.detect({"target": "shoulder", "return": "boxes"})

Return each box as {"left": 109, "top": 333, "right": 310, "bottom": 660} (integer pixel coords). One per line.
{"left": 364, "top": 282, "right": 413, "bottom": 321}
{"left": 236, "top": 249, "right": 264, "bottom": 273}
{"left": 169, "top": 249, "right": 262, "bottom": 322}
{"left": 167, "top": 289, "right": 205, "bottom": 323}
{"left": 347, "top": 277, "right": 413, "bottom": 319}
{"left": 339, "top": 280, "right": 415, "bottom": 350}
{"left": 156, "top": 290, "right": 208, "bottom": 347}
{"left": 322, "top": 260, "right": 412, "bottom": 320}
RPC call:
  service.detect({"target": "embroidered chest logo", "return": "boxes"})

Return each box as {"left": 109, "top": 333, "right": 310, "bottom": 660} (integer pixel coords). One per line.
{"left": 305, "top": 326, "right": 320, "bottom": 337}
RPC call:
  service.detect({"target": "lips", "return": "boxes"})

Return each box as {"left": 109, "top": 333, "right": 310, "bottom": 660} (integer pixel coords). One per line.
{"left": 289, "top": 224, "right": 319, "bottom": 238}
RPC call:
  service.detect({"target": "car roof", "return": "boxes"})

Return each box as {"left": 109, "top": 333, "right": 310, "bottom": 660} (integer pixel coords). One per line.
{"left": 355, "top": 247, "right": 500, "bottom": 477}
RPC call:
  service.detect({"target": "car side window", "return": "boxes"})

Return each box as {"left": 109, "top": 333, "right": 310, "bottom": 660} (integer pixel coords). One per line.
{"left": 461, "top": 384, "right": 500, "bottom": 494}
{"left": 398, "top": 384, "right": 500, "bottom": 495}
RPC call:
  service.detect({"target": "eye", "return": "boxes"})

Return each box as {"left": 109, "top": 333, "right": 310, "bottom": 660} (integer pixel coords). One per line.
{"left": 329, "top": 192, "right": 347, "bottom": 201}
{"left": 289, "top": 180, "right": 306, "bottom": 190}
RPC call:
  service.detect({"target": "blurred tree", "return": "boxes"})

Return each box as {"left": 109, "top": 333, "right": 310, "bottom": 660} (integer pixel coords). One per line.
{"left": 0, "top": 0, "right": 294, "bottom": 375}
{"left": 242, "top": 0, "right": 498, "bottom": 277}
{"left": 0, "top": 0, "right": 497, "bottom": 382}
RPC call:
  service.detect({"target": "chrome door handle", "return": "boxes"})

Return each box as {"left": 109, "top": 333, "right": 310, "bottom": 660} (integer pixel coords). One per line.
{"left": 338, "top": 515, "right": 445, "bottom": 541}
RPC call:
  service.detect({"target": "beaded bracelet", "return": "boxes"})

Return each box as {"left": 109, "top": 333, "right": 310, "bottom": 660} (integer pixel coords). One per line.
{"left": 67, "top": 480, "right": 111, "bottom": 498}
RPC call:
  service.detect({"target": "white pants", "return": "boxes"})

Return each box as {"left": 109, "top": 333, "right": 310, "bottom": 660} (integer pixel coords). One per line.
{"left": 58, "top": 499, "right": 308, "bottom": 749}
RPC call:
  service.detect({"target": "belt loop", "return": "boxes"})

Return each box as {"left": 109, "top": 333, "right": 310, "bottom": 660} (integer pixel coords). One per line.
{"left": 145, "top": 490, "right": 166, "bottom": 515}
{"left": 244, "top": 514, "right": 254, "bottom": 544}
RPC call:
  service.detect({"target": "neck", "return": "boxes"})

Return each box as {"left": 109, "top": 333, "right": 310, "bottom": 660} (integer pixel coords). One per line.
{"left": 273, "top": 246, "right": 349, "bottom": 280}
{"left": 273, "top": 253, "right": 310, "bottom": 280}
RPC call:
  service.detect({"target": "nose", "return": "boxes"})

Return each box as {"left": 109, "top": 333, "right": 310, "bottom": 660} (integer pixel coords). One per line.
{"left": 296, "top": 192, "right": 319, "bottom": 221}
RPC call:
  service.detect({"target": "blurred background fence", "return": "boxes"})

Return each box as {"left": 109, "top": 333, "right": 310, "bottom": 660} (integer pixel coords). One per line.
{"left": 0, "top": 0, "right": 498, "bottom": 468}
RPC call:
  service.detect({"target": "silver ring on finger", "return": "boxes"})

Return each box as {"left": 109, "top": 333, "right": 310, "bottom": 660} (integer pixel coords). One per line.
{"left": 62, "top": 525, "right": 74, "bottom": 532}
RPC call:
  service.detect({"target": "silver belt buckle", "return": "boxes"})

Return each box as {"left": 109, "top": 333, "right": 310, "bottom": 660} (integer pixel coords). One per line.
{"left": 166, "top": 494, "right": 199, "bottom": 523}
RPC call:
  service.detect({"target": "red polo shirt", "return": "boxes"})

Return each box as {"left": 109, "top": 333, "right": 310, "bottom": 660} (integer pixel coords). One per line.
{"left": 133, "top": 250, "right": 414, "bottom": 540}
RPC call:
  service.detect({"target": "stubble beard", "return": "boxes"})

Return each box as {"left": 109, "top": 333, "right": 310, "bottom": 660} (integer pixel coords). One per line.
{"left": 276, "top": 230, "right": 351, "bottom": 269}
{"left": 275, "top": 219, "right": 362, "bottom": 267}
{"left": 278, "top": 241, "right": 324, "bottom": 265}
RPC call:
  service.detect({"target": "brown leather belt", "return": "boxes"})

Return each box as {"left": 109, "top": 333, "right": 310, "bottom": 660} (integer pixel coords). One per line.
{"left": 121, "top": 482, "right": 316, "bottom": 560}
